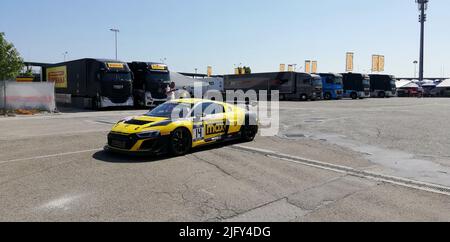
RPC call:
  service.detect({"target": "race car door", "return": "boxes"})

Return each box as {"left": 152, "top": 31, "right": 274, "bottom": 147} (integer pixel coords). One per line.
{"left": 192, "top": 102, "right": 227, "bottom": 146}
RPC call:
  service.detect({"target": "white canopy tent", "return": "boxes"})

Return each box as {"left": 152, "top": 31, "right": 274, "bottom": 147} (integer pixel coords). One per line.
{"left": 421, "top": 80, "right": 437, "bottom": 87}
{"left": 169, "top": 72, "right": 209, "bottom": 96}
{"left": 396, "top": 80, "right": 414, "bottom": 89}
{"left": 402, "top": 82, "right": 420, "bottom": 88}
{"left": 437, "top": 79, "right": 450, "bottom": 88}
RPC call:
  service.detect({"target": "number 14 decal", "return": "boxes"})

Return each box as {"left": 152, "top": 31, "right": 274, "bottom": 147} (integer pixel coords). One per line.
{"left": 193, "top": 123, "right": 204, "bottom": 141}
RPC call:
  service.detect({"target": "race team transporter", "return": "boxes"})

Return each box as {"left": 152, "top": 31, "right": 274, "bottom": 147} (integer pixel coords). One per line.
{"left": 43, "top": 58, "right": 134, "bottom": 109}
{"left": 224, "top": 72, "right": 322, "bottom": 101}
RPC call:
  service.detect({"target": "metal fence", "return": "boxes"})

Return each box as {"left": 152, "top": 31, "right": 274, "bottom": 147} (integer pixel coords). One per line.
{"left": 0, "top": 81, "right": 6, "bottom": 115}
{"left": 0, "top": 81, "right": 56, "bottom": 115}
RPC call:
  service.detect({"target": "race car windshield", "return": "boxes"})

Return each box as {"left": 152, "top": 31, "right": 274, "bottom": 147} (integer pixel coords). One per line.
{"left": 146, "top": 102, "right": 192, "bottom": 119}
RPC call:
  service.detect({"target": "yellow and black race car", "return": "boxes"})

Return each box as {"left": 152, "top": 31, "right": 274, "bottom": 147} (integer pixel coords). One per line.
{"left": 105, "top": 99, "right": 258, "bottom": 156}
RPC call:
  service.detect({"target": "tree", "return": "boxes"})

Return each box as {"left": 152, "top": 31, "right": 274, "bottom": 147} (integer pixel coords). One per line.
{"left": 21, "top": 66, "right": 34, "bottom": 77}
{"left": 0, "top": 33, "right": 24, "bottom": 81}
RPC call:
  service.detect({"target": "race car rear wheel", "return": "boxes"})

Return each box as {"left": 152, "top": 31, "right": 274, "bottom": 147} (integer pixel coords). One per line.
{"left": 169, "top": 128, "right": 192, "bottom": 156}
{"left": 241, "top": 125, "right": 258, "bottom": 142}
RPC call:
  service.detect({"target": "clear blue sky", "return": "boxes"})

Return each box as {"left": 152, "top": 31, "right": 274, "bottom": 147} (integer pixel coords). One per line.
{"left": 1, "top": 0, "right": 449, "bottom": 77}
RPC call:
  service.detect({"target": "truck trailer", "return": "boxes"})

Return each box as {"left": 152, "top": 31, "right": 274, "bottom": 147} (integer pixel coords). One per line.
{"left": 369, "top": 74, "right": 397, "bottom": 98}
{"left": 341, "top": 73, "right": 371, "bottom": 99}
{"left": 224, "top": 72, "right": 322, "bottom": 101}
{"left": 318, "top": 73, "right": 344, "bottom": 100}
{"left": 43, "top": 58, "right": 134, "bottom": 109}
{"left": 128, "top": 62, "right": 171, "bottom": 107}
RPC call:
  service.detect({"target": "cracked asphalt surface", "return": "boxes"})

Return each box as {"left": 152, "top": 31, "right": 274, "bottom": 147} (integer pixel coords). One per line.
{"left": 0, "top": 98, "right": 449, "bottom": 222}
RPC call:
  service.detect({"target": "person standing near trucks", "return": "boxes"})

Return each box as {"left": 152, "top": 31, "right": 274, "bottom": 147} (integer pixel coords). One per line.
{"left": 166, "top": 82, "right": 176, "bottom": 101}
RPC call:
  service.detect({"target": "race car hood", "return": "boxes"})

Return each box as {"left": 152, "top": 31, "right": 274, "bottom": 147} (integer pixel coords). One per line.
{"left": 111, "top": 115, "right": 170, "bottom": 134}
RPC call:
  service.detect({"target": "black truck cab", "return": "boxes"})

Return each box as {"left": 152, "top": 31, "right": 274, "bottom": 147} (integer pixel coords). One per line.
{"left": 369, "top": 74, "right": 397, "bottom": 98}
{"left": 128, "top": 62, "right": 171, "bottom": 107}
{"left": 341, "top": 73, "right": 371, "bottom": 99}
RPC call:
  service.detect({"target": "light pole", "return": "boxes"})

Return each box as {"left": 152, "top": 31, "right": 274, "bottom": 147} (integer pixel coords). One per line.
{"left": 413, "top": 60, "right": 418, "bottom": 78}
{"left": 110, "top": 28, "right": 120, "bottom": 60}
{"left": 416, "top": 0, "right": 429, "bottom": 83}
{"left": 63, "top": 51, "right": 68, "bottom": 62}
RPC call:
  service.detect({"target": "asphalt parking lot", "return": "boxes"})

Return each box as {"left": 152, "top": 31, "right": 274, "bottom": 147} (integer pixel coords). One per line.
{"left": 0, "top": 98, "right": 449, "bottom": 222}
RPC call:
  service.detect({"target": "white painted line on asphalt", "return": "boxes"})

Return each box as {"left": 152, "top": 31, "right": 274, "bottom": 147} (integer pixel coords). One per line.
{"left": 0, "top": 148, "right": 103, "bottom": 165}
{"left": 0, "top": 111, "right": 145, "bottom": 122}
{"left": 0, "top": 129, "right": 110, "bottom": 141}
{"left": 84, "top": 120, "right": 117, "bottom": 125}
{"left": 39, "top": 194, "right": 84, "bottom": 211}
{"left": 230, "top": 145, "right": 450, "bottom": 197}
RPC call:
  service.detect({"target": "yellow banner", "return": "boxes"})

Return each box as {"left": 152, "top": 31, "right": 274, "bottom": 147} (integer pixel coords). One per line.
{"left": 312, "top": 61, "right": 318, "bottom": 73}
{"left": 346, "top": 52, "right": 354, "bottom": 72}
{"left": 372, "top": 55, "right": 379, "bottom": 72}
{"left": 372, "top": 55, "right": 385, "bottom": 72}
{"left": 379, "top": 55, "right": 385, "bottom": 72}
{"left": 150, "top": 64, "right": 168, "bottom": 71}
{"left": 288, "top": 65, "right": 294, "bottom": 72}
{"left": 305, "top": 60, "right": 311, "bottom": 74}
{"left": 207, "top": 66, "right": 213, "bottom": 77}
{"left": 107, "top": 63, "right": 125, "bottom": 69}
{"left": 46, "top": 66, "right": 67, "bottom": 89}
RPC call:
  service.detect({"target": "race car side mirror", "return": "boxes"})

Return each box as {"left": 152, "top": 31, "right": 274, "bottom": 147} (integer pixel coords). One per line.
{"left": 194, "top": 113, "right": 202, "bottom": 121}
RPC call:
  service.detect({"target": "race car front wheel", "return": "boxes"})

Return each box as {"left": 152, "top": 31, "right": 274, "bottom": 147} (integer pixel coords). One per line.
{"left": 169, "top": 128, "right": 192, "bottom": 156}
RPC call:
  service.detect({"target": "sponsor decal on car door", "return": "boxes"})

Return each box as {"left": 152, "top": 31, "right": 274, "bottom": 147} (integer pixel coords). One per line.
{"left": 192, "top": 102, "right": 227, "bottom": 144}
{"left": 203, "top": 113, "right": 226, "bottom": 142}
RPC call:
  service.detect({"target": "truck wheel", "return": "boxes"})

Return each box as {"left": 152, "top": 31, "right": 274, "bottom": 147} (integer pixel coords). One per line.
{"left": 133, "top": 97, "right": 140, "bottom": 108}
{"left": 350, "top": 93, "right": 358, "bottom": 100}
{"left": 92, "top": 97, "right": 101, "bottom": 110}
{"left": 300, "top": 94, "right": 308, "bottom": 101}
{"left": 324, "top": 93, "right": 332, "bottom": 100}
{"left": 169, "top": 128, "right": 192, "bottom": 156}
{"left": 92, "top": 93, "right": 102, "bottom": 110}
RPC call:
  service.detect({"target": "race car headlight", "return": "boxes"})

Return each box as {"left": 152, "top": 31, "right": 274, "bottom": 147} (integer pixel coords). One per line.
{"left": 136, "top": 130, "right": 160, "bottom": 139}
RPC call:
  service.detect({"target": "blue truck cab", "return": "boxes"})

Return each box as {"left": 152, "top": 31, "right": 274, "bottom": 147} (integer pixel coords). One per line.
{"left": 318, "top": 73, "right": 344, "bottom": 100}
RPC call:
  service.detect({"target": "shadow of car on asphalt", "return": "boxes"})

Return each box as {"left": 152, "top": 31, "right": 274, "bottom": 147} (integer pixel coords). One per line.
{"left": 93, "top": 139, "right": 246, "bottom": 164}
{"left": 92, "top": 150, "right": 172, "bottom": 164}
